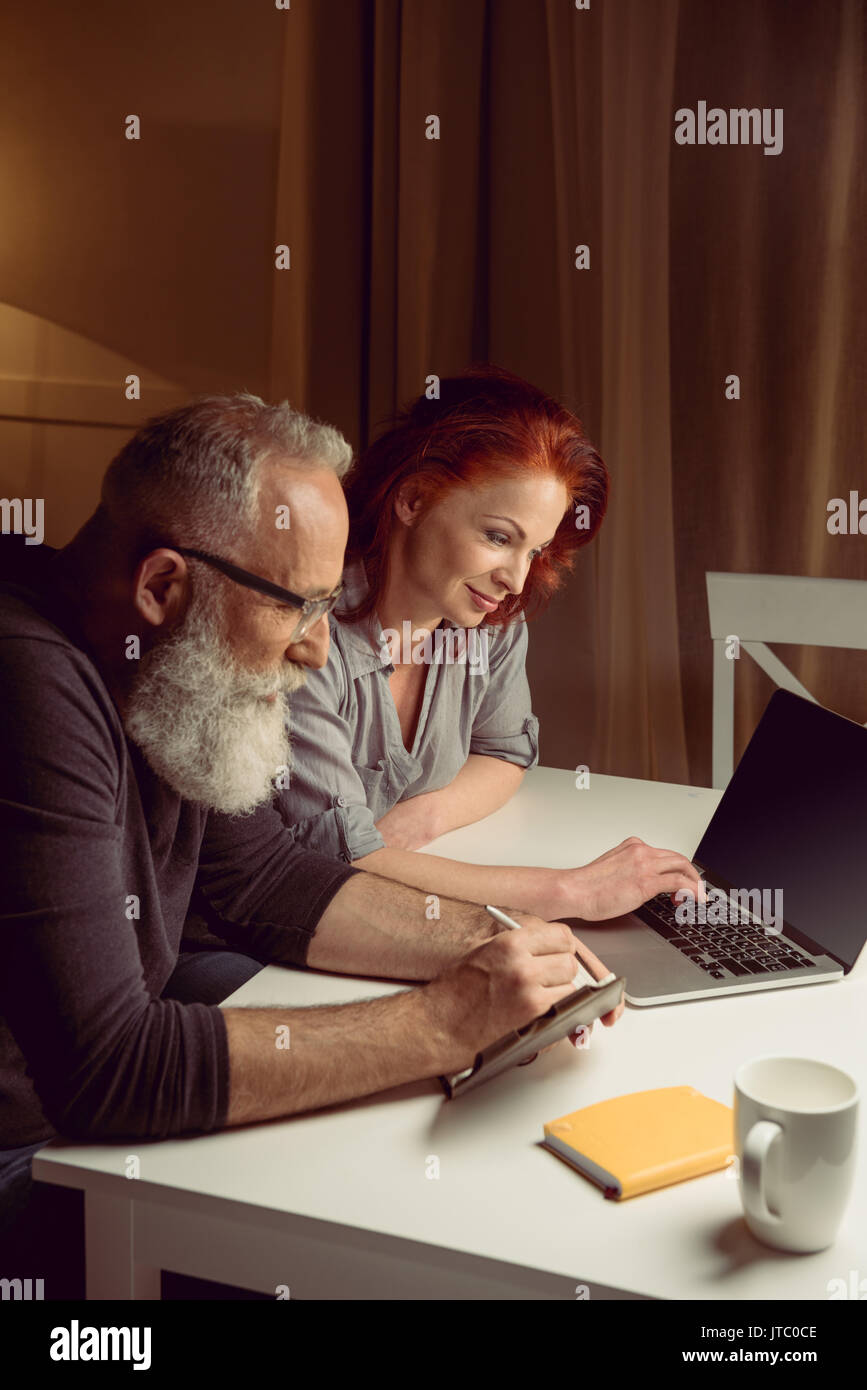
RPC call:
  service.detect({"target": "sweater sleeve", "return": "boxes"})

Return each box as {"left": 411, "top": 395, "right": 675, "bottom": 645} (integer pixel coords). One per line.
{"left": 193, "top": 800, "right": 359, "bottom": 967}
{"left": 0, "top": 631, "right": 229, "bottom": 1142}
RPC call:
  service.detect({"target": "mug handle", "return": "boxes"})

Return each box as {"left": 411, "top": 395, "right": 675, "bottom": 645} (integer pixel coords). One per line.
{"left": 742, "top": 1119, "right": 783, "bottom": 1224}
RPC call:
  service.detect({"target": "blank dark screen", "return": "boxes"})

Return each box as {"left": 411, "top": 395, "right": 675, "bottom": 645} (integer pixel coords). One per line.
{"left": 695, "top": 690, "right": 867, "bottom": 970}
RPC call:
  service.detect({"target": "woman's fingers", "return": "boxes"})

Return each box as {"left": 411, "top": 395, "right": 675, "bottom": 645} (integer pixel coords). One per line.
{"left": 665, "top": 874, "right": 708, "bottom": 906}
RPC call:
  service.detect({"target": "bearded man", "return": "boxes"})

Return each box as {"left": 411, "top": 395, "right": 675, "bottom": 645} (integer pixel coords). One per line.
{"left": 0, "top": 393, "right": 613, "bottom": 1292}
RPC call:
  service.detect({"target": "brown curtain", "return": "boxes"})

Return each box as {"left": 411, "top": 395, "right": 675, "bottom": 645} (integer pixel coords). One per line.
{"left": 261, "top": 0, "right": 865, "bottom": 786}
{"left": 670, "top": 0, "right": 866, "bottom": 784}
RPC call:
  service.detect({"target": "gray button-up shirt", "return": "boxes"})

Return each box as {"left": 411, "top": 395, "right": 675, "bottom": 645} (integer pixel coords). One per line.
{"left": 277, "top": 560, "right": 540, "bottom": 861}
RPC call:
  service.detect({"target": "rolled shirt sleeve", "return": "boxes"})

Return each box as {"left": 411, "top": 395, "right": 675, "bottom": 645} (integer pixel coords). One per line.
{"left": 469, "top": 619, "right": 540, "bottom": 769}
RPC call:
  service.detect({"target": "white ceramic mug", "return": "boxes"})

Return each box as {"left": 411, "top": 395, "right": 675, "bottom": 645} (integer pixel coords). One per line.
{"left": 734, "top": 1055, "right": 858, "bottom": 1253}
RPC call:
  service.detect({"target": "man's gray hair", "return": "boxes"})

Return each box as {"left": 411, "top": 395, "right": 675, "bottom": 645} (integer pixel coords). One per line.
{"left": 100, "top": 392, "right": 352, "bottom": 557}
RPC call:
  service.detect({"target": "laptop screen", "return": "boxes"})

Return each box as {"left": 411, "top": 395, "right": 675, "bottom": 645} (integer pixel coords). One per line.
{"left": 694, "top": 690, "right": 867, "bottom": 970}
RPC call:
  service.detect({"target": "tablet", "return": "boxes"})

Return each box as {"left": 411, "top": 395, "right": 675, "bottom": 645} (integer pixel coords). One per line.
{"left": 439, "top": 975, "right": 625, "bottom": 1099}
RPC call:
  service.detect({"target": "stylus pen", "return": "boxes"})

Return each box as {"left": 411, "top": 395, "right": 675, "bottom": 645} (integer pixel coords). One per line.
{"left": 484, "top": 904, "right": 617, "bottom": 987}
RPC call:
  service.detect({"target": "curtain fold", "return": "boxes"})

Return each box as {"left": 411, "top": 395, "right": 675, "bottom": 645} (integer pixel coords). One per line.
{"left": 595, "top": 0, "right": 689, "bottom": 783}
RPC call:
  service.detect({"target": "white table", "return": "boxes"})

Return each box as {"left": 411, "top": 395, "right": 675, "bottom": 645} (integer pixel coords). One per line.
{"left": 34, "top": 768, "right": 867, "bottom": 1300}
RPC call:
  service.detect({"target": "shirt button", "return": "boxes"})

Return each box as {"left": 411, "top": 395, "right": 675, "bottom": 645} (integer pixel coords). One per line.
{"left": 336, "top": 795, "right": 347, "bottom": 807}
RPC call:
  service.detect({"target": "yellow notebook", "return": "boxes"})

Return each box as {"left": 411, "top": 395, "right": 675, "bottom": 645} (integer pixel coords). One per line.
{"left": 542, "top": 1086, "right": 734, "bottom": 1200}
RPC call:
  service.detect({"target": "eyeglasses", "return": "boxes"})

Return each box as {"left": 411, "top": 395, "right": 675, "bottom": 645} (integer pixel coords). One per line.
{"left": 172, "top": 546, "right": 344, "bottom": 641}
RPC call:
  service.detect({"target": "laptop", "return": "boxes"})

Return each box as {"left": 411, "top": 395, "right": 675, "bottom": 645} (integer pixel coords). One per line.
{"left": 569, "top": 690, "right": 865, "bottom": 1005}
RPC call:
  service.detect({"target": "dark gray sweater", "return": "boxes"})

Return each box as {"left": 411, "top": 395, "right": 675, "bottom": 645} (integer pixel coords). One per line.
{"left": 0, "top": 536, "right": 356, "bottom": 1148}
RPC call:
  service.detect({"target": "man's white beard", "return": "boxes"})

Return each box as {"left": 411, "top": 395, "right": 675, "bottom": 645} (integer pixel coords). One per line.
{"left": 124, "top": 578, "right": 307, "bottom": 815}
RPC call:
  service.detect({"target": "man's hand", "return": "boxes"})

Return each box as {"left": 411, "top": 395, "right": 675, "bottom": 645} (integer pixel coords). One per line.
{"left": 498, "top": 910, "right": 625, "bottom": 1032}
{"left": 417, "top": 919, "right": 619, "bottom": 1075}
{"left": 565, "top": 837, "right": 706, "bottom": 922}
{"left": 505, "top": 915, "right": 625, "bottom": 1058}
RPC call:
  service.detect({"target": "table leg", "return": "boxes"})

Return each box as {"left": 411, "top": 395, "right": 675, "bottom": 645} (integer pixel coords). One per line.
{"left": 85, "top": 1192, "right": 161, "bottom": 1300}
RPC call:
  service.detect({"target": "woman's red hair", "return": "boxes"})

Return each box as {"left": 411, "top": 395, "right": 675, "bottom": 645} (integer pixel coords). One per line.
{"left": 343, "top": 364, "right": 609, "bottom": 626}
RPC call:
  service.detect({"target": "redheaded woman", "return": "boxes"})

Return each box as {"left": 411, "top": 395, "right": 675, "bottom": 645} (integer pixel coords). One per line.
{"left": 279, "top": 365, "right": 702, "bottom": 920}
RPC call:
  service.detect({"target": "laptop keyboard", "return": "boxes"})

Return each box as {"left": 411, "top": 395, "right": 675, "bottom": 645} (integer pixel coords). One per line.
{"left": 638, "top": 892, "right": 817, "bottom": 981}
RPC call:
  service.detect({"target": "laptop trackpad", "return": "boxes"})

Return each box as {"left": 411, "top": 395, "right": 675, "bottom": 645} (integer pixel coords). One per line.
{"left": 561, "top": 914, "right": 670, "bottom": 969}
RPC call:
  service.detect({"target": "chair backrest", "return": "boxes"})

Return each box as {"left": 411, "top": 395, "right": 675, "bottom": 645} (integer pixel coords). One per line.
{"left": 705, "top": 572, "right": 867, "bottom": 788}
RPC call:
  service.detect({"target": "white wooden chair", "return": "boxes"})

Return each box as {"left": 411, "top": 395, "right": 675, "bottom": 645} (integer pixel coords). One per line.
{"left": 705, "top": 572, "right": 867, "bottom": 788}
